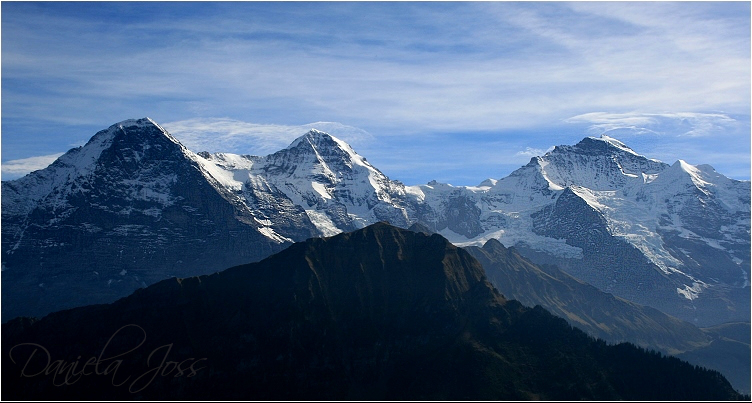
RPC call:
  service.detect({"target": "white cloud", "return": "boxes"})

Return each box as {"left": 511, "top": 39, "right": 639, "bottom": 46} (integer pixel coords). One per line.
{"left": 565, "top": 112, "right": 738, "bottom": 137}
{"left": 515, "top": 146, "right": 555, "bottom": 159}
{"left": 2, "top": 153, "right": 64, "bottom": 180}
{"left": 162, "top": 118, "right": 374, "bottom": 155}
{"left": 1, "top": 2, "right": 748, "bottom": 183}
{"left": 3, "top": 2, "right": 748, "bottom": 136}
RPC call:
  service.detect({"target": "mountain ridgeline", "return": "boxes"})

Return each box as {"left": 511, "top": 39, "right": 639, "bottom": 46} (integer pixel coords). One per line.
{"left": 464, "top": 238, "right": 709, "bottom": 354}
{"left": 1, "top": 119, "right": 312, "bottom": 319}
{"left": 2, "top": 118, "right": 748, "bottom": 329}
{"left": 461, "top": 235, "right": 750, "bottom": 394}
{"left": 2, "top": 223, "right": 744, "bottom": 400}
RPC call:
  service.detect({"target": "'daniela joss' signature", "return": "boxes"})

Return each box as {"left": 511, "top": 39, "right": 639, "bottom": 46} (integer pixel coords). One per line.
{"left": 9, "top": 324, "right": 207, "bottom": 393}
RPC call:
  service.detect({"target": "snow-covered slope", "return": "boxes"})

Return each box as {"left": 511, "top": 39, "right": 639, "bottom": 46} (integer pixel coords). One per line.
{"left": 412, "top": 135, "right": 749, "bottom": 325}
{"left": 1, "top": 118, "right": 315, "bottom": 320}
{"left": 181, "top": 129, "right": 751, "bottom": 326}
{"left": 196, "top": 129, "right": 420, "bottom": 236}
{"left": 2, "top": 121, "right": 748, "bottom": 327}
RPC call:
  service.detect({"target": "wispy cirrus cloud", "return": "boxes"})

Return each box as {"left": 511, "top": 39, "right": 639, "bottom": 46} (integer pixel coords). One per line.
{"left": 515, "top": 146, "right": 555, "bottom": 159}
{"left": 565, "top": 112, "right": 739, "bottom": 137}
{"left": 3, "top": 2, "right": 748, "bottom": 132}
{"left": 2, "top": 2, "right": 749, "bottom": 184}
{"left": 162, "top": 119, "right": 374, "bottom": 155}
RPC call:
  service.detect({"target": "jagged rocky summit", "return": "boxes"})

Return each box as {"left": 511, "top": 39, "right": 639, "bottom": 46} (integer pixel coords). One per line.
{"left": 2, "top": 118, "right": 314, "bottom": 319}
{"left": 2, "top": 118, "right": 749, "bottom": 327}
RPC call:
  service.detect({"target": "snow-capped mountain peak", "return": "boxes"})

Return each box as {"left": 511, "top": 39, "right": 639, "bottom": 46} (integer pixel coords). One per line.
{"left": 675, "top": 160, "right": 713, "bottom": 189}
{"left": 187, "top": 128, "right": 415, "bottom": 237}
{"left": 646, "top": 159, "right": 715, "bottom": 197}
{"left": 594, "top": 134, "right": 640, "bottom": 156}
{"left": 284, "top": 129, "right": 372, "bottom": 170}
{"left": 478, "top": 178, "right": 498, "bottom": 188}
{"left": 569, "top": 135, "right": 642, "bottom": 157}
{"left": 0, "top": 118, "right": 187, "bottom": 217}
{"left": 268, "top": 130, "right": 409, "bottom": 225}
{"left": 530, "top": 136, "right": 669, "bottom": 191}
{"left": 287, "top": 128, "right": 335, "bottom": 149}
{"left": 116, "top": 116, "right": 161, "bottom": 130}
{"left": 56, "top": 118, "right": 165, "bottom": 172}
{"left": 100, "top": 117, "right": 179, "bottom": 144}
{"left": 2, "top": 120, "right": 748, "bottom": 329}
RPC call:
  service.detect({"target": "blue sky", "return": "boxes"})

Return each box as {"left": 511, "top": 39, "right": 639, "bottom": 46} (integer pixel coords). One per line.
{"left": 2, "top": 1, "right": 750, "bottom": 185}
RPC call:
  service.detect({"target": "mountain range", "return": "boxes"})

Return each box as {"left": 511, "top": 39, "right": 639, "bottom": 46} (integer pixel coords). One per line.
{"left": 3, "top": 117, "right": 748, "bottom": 329}
{"left": 2, "top": 223, "right": 744, "bottom": 400}
{"left": 2, "top": 117, "right": 749, "bottom": 396}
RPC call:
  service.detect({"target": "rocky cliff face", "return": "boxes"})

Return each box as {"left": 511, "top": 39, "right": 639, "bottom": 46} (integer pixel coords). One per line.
{"left": 1, "top": 119, "right": 313, "bottom": 319}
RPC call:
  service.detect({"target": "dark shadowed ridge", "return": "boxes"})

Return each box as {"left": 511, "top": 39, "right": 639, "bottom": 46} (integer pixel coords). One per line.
{"left": 464, "top": 237, "right": 751, "bottom": 394}
{"left": 466, "top": 238, "right": 709, "bottom": 353}
{"left": 2, "top": 223, "right": 744, "bottom": 400}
